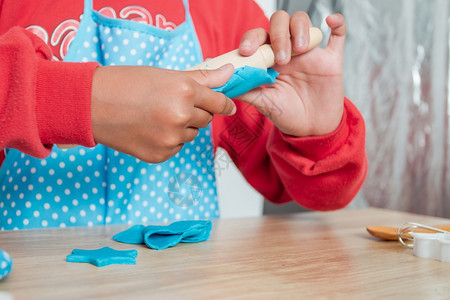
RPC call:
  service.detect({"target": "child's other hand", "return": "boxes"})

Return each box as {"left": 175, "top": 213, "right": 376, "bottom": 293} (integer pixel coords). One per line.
{"left": 237, "top": 12, "right": 346, "bottom": 137}
{"left": 90, "top": 64, "right": 235, "bottom": 163}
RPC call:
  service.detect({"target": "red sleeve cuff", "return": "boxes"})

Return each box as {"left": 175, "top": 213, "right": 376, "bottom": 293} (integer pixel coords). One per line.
{"left": 270, "top": 100, "right": 350, "bottom": 162}
{"left": 35, "top": 59, "right": 99, "bottom": 147}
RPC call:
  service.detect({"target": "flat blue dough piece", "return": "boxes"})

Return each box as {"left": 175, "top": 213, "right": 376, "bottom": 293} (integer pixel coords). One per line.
{"left": 112, "top": 225, "right": 146, "bottom": 244}
{"left": 0, "top": 249, "right": 12, "bottom": 280}
{"left": 113, "top": 220, "right": 212, "bottom": 250}
{"left": 213, "top": 67, "right": 278, "bottom": 98}
{"left": 66, "top": 246, "right": 137, "bottom": 267}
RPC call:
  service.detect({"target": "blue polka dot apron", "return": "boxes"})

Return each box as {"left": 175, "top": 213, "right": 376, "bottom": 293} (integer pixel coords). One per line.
{"left": 0, "top": 0, "right": 219, "bottom": 230}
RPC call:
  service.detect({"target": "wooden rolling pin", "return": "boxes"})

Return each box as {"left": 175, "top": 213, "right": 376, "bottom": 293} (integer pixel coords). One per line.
{"left": 58, "top": 27, "right": 322, "bottom": 150}
{"left": 188, "top": 27, "right": 323, "bottom": 71}
{"left": 367, "top": 224, "right": 450, "bottom": 241}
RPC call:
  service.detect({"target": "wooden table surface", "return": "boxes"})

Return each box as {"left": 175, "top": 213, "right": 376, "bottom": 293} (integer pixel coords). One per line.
{"left": 0, "top": 208, "right": 449, "bottom": 300}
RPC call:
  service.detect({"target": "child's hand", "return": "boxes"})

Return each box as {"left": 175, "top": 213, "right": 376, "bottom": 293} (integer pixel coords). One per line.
{"left": 237, "top": 12, "right": 346, "bottom": 137}
{"left": 90, "top": 64, "right": 235, "bottom": 163}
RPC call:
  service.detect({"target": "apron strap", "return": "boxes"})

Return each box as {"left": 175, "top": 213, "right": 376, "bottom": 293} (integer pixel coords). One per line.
{"left": 183, "top": 0, "right": 193, "bottom": 23}
{"left": 84, "top": 0, "right": 93, "bottom": 14}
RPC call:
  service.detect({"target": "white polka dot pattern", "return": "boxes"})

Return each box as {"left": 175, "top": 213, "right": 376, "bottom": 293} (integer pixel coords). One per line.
{"left": 0, "top": 0, "right": 219, "bottom": 230}
{"left": 0, "top": 249, "right": 12, "bottom": 280}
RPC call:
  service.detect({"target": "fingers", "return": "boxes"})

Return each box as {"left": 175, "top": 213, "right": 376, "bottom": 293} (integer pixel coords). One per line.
{"left": 290, "top": 11, "right": 313, "bottom": 54}
{"left": 188, "top": 108, "right": 213, "bottom": 129}
{"left": 195, "top": 87, "right": 236, "bottom": 116}
{"left": 269, "top": 10, "right": 315, "bottom": 65}
{"left": 186, "top": 63, "right": 234, "bottom": 88}
{"left": 239, "top": 28, "right": 269, "bottom": 56}
{"left": 182, "top": 127, "right": 200, "bottom": 144}
{"left": 238, "top": 11, "right": 313, "bottom": 59}
{"left": 269, "top": 10, "right": 291, "bottom": 65}
{"left": 156, "top": 144, "right": 185, "bottom": 163}
{"left": 325, "top": 13, "right": 346, "bottom": 54}
{"left": 184, "top": 64, "right": 237, "bottom": 116}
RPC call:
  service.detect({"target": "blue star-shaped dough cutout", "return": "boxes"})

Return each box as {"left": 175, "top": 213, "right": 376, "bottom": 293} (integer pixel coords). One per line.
{"left": 66, "top": 247, "right": 137, "bottom": 267}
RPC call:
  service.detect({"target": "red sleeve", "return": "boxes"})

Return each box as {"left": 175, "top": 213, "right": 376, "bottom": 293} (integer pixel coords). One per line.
{"left": 213, "top": 98, "right": 367, "bottom": 211}
{"left": 190, "top": 0, "right": 269, "bottom": 61}
{"left": 192, "top": 0, "right": 367, "bottom": 210}
{"left": 0, "top": 27, "right": 98, "bottom": 159}
{"left": 265, "top": 99, "right": 367, "bottom": 210}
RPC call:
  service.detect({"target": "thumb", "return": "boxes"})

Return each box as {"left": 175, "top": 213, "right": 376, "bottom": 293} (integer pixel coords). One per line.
{"left": 185, "top": 63, "right": 235, "bottom": 88}
{"left": 325, "top": 13, "right": 346, "bottom": 55}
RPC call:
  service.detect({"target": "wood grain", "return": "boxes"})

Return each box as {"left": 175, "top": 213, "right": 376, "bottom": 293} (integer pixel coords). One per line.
{"left": 0, "top": 208, "right": 449, "bottom": 299}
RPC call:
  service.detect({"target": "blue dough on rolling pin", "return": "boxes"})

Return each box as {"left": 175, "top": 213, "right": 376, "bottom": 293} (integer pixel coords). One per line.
{"left": 113, "top": 220, "right": 212, "bottom": 250}
{"left": 213, "top": 66, "right": 278, "bottom": 98}
{"left": 0, "top": 249, "right": 12, "bottom": 280}
{"left": 66, "top": 246, "right": 137, "bottom": 267}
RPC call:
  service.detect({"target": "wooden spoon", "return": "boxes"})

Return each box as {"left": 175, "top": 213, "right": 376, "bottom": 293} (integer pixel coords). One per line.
{"left": 367, "top": 224, "right": 450, "bottom": 241}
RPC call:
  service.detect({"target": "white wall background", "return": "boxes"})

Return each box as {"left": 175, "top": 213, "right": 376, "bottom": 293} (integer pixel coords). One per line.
{"left": 216, "top": 0, "right": 277, "bottom": 219}
{"left": 255, "top": 0, "right": 278, "bottom": 18}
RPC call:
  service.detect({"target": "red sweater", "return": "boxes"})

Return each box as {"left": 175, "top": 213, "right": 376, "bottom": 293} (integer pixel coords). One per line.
{"left": 0, "top": 0, "right": 367, "bottom": 210}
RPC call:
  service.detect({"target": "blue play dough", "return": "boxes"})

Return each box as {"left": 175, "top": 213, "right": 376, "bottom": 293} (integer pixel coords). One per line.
{"left": 66, "top": 246, "right": 137, "bottom": 267}
{"left": 213, "top": 66, "right": 278, "bottom": 98}
{"left": 113, "top": 220, "right": 212, "bottom": 250}
{"left": 0, "top": 249, "right": 12, "bottom": 280}
{"left": 113, "top": 225, "right": 147, "bottom": 244}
